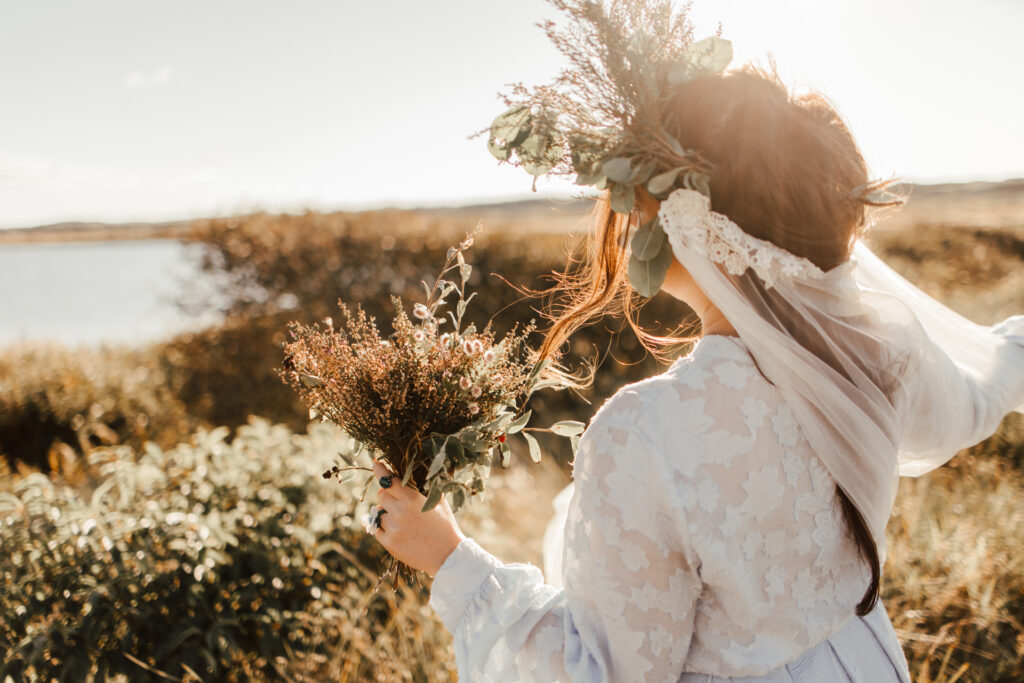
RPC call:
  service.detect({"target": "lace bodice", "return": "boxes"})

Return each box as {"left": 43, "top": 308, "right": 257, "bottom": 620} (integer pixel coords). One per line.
{"left": 429, "top": 335, "right": 871, "bottom": 681}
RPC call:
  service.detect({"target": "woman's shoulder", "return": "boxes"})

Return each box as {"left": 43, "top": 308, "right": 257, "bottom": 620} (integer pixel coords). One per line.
{"left": 584, "top": 335, "right": 772, "bottom": 452}
{"left": 595, "top": 335, "right": 761, "bottom": 417}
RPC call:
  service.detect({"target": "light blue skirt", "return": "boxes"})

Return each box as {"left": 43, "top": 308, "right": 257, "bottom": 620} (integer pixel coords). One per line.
{"left": 679, "top": 601, "right": 911, "bottom": 683}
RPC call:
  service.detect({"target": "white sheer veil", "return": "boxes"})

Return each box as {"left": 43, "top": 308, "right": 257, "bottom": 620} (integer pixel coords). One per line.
{"left": 658, "top": 188, "right": 1024, "bottom": 561}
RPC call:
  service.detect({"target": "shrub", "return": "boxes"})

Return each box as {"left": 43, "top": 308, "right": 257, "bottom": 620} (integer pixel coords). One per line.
{"left": 0, "top": 418, "right": 455, "bottom": 681}
{"left": 0, "top": 343, "right": 191, "bottom": 474}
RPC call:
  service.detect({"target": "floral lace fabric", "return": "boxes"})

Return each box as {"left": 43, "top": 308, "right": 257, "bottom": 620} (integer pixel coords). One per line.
{"left": 657, "top": 189, "right": 825, "bottom": 288}
{"left": 429, "top": 336, "right": 876, "bottom": 681}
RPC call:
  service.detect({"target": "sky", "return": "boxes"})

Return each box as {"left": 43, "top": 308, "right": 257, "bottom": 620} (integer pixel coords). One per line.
{"left": 1, "top": 0, "right": 1022, "bottom": 229}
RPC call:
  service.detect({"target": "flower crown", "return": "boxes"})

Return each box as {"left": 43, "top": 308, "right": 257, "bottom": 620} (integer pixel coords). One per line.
{"left": 480, "top": 0, "right": 733, "bottom": 296}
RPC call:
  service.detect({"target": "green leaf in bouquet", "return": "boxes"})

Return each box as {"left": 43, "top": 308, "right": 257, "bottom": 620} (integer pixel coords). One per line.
{"left": 460, "top": 263, "right": 473, "bottom": 284}
{"left": 523, "top": 431, "right": 542, "bottom": 463}
{"left": 500, "top": 439, "right": 512, "bottom": 467}
{"left": 459, "top": 428, "right": 489, "bottom": 452}
{"left": 647, "top": 167, "right": 683, "bottom": 197}
{"left": 451, "top": 487, "right": 467, "bottom": 513}
{"left": 427, "top": 443, "right": 448, "bottom": 479}
{"left": 421, "top": 483, "right": 444, "bottom": 513}
{"left": 627, "top": 237, "right": 673, "bottom": 297}
{"left": 609, "top": 181, "right": 635, "bottom": 214}
{"left": 550, "top": 420, "right": 586, "bottom": 437}
{"left": 359, "top": 473, "right": 375, "bottom": 502}
{"left": 401, "top": 460, "right": 415, "bottom": 488}
{"left": 507, "top": 409, "right": 532, "bottom": 434}
{"left": 483, "top": 411, "right": 514, "bottom": 434}
{"left": 571, "top": 434, "right": 581, "bottom": 455}
{"left": 299, "top": 373, "right": 323, "bottom": 388}
{"left": 630, "top": 216, "right": 666, "bottom": 261}
{"left": 337, "top": 450, "right": 355, "bottom": 467}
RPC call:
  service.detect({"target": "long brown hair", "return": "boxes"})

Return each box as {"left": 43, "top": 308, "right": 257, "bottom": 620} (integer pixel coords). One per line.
{"left": 536, "top": 65, "right": 901, "bottom": 616}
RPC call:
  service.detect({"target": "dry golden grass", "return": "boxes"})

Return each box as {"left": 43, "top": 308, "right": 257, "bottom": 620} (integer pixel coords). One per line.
{"left": 1, "top": 178, "right": 1022, "bottom": 679}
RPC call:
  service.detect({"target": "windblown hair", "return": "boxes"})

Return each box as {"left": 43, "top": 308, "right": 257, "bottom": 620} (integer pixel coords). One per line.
{"left": 537, "top": 65, "right": 903, "bottom": 616}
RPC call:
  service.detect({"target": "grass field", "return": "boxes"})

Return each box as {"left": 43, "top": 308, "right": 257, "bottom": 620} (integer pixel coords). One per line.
{"left": 1, "top": 179, "right": 1023, "bottom": 680}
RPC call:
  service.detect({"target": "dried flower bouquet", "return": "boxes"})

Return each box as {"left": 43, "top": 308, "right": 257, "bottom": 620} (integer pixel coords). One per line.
{"left": 279, "top": 232, "right": 582, "bottom": 585}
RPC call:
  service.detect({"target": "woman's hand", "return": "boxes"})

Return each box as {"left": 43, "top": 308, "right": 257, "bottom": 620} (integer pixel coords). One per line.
{"left": 369, "top": 460, "right": 465, "bottom": 577}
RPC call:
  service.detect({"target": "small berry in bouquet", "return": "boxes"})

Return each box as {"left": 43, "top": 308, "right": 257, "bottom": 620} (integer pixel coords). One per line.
{"left": 279, "top": 231, "right": 583, "bottom": 585}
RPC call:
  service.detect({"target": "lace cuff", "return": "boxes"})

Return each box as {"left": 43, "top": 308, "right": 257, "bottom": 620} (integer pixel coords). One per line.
{"left": 428, "top": 537, "right": 501, "bottom": 633}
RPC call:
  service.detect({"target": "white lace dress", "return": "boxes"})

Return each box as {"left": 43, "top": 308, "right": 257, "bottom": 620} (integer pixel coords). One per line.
{"left": 428, "top": 335, "right": 912, "bottom": 682}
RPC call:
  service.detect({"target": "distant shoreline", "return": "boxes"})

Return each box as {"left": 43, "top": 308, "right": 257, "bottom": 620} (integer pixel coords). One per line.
{"left": 1, "top": 179, "right": 1021, "bottom": 245}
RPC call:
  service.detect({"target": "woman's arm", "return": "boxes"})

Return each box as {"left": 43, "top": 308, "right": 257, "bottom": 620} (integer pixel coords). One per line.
{"left": 372, "top": 411, "right": 702, "bottom": 682}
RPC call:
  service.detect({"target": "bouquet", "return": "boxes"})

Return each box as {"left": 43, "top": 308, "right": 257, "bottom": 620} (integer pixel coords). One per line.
{"left": 278, "top": 231, "right": 583, "bottom": 585}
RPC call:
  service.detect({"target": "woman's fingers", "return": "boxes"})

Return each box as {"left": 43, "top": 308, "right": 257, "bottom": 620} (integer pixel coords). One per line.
{"left": 372, "top": 460, "right": 393, "bottom": 480}
{"left": 371, "top": 460, "right": 423, "bottom": 502}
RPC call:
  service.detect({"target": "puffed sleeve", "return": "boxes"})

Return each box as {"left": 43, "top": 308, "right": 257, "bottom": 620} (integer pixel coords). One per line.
{"left": 428, "top": 410, "right": 703, "bottom": 683}
{"left": 896, "top": 314, "right": 1024, "bottom": 476}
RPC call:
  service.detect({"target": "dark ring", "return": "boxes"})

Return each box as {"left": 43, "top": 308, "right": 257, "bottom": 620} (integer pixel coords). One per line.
{"left": 375, "top": 507, "right": 388, "bottom": 530}
{"left": 379, "top": 475, "right": 393, "bottom": 489}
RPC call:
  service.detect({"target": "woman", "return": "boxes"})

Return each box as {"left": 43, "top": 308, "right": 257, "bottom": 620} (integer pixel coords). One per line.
{"left": 366, "top": 59, "right": 1024, "bottom": 683}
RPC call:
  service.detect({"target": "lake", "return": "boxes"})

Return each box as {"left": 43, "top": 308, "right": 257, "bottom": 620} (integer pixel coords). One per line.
{"left": 0, "top": 239, "right": 222, "bottom": 348}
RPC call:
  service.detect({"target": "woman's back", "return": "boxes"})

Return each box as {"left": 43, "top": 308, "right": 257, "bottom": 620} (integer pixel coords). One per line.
{"left": 548, "top": 334, "right": 876, "bottom": 676}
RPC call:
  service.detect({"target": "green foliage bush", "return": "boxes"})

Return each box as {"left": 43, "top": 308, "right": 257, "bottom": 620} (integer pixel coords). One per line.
{"left": 0, "top": 418, "right": 453, "bottom": 681}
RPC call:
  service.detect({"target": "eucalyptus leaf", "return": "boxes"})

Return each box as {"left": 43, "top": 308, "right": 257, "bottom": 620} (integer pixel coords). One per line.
{"left": 507, "top": 409, "right": 532, "bottom": 434}
{"left": 666, "top": 137, "right": 687, "bottom": 162}
{"left": 570, "top": 434, "right": 581, "bottom": 455}
{"left": 687, "top": 36, "right": 733, "bottom": 75}
{"left": 609, "top": 182, "right": 635, "bottom": 214}
{"left": 337, "top": 450, "right": 355, "bottom": 467}
{"left": 521, "top": 131, "right": 564, "bottom": 176}
{"left": 627, "top": 238, "right": 673, "bottom": 297}
{"left": 487, "top": 139, "right": 511, "bottom": 161}
{"left": 647, "top": 167, "right": 683, "bottom": 197}
{"left": 488, "top": 106, "right": 532, "bottom": 160}
{"left": 669, "top": 36, "right": 733, "bottom": 84}
{"left": 550, "top": 420, "right": 586, "bottom": 437}
{"left": 602, "top": 157, "right": 632, "bottom": 183}
{"left": 629, "top": 159, "right": 658, "bottom": 185}
{"left": 595, "top": 175, "right": 611, "bottom": 190}
{"left": 421, "top": 484, "right": 443, "bottom": 513}
{"left": 500, "top": 440, "right": 511, "bottom": 467}
{"left": 299, "top": 373, "right": 323, "bottom": 388}
{"left": 452, "top": 487, "right": 466, "bottom": 512}
{"left": 523, "top": 431, "right": 542, "bottom": 463}
{"left": 630, "top": 217, "right": 666, "bottom": 261}
{"left": 427, "top": 443, "right": 447, "bottom": 479}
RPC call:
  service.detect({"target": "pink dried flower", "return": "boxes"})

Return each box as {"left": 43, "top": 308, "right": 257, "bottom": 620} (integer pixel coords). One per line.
{"left": 413, "top": 304, "right": 431, "bottom": 320}
{"left": 471, "top": 339, "right": 485, "bottom": 354}
{"left": 459, "top": 376, "right": 472, "bottom": 390}
{"left": 413, "top": 330, "right": 425, "bottom": 342}
{"left": 491, "top": 372, "right": 503, "bottom": 383}
{"left": 462, "top": 339, "right": 474, "bottom": 355}
{"left": 470, "top": 386, "right": 482, "bottom": 398}
{"left": 483, "top": 349, "right": 495, "bottom": 363}
{"left": 467, "top": 402, "right": 480, "bottom": 415}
